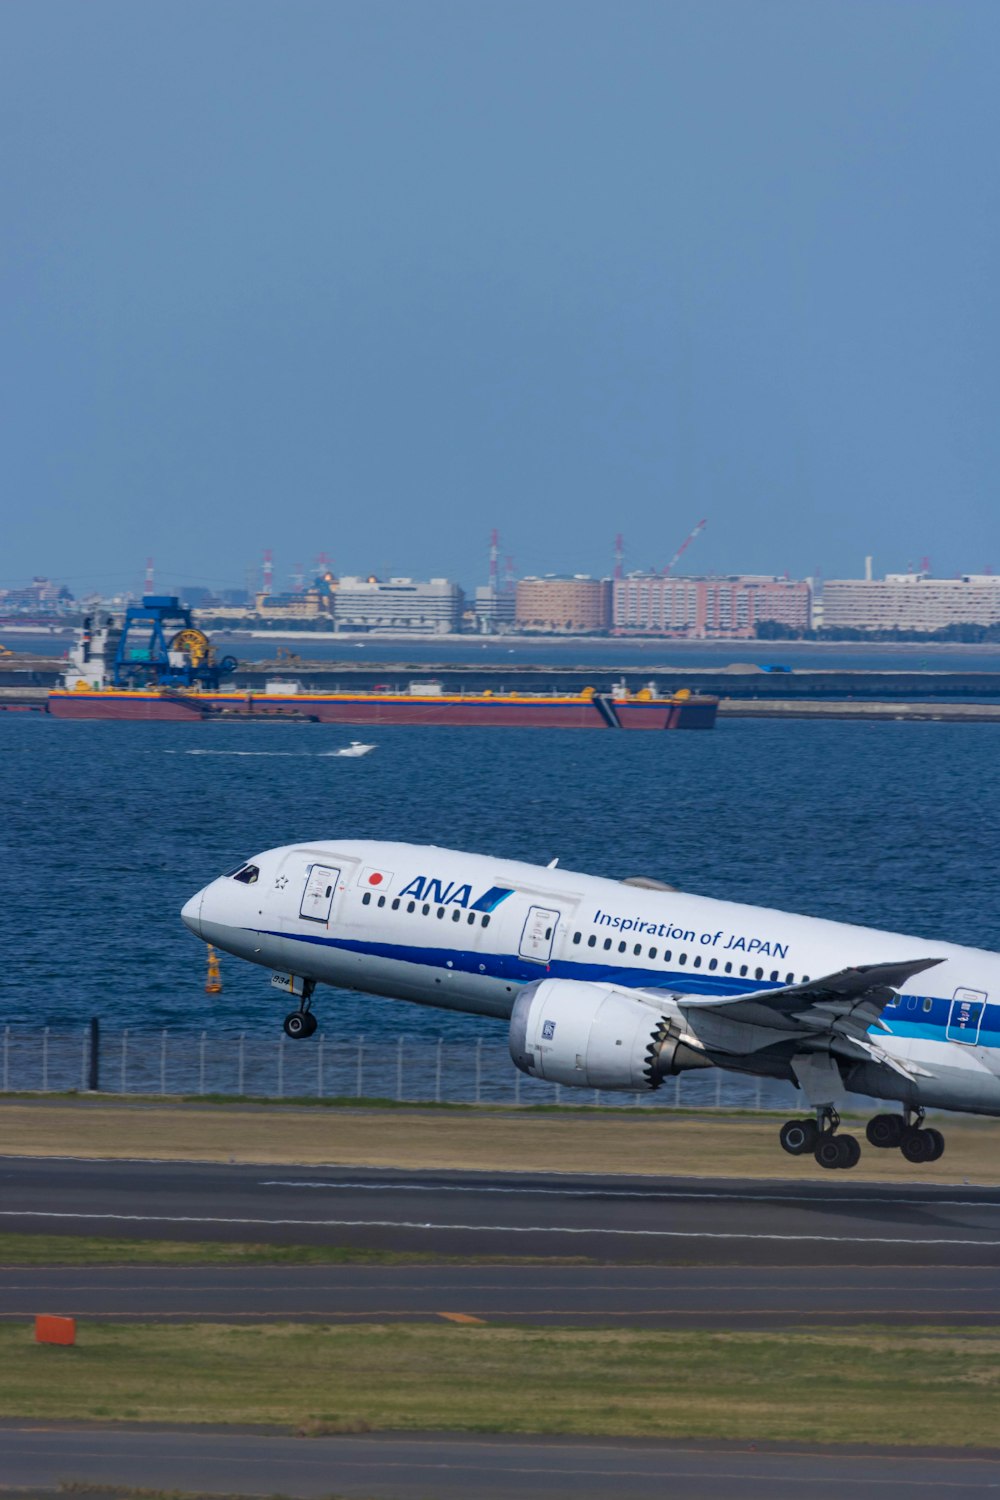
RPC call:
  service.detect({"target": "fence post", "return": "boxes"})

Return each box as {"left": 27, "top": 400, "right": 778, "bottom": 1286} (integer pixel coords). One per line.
{"left": 317, "top": 1033, "right": 324, "bottom": 1098}
{"left": 238, "top": 1032, "right": 245, "bottom": 1097}
{"left": 42, "top": 1027, "right": 49, "bottom": 1093}
{"left": 2, "top": 1026, "right": 8, "bottom": 1092}
{"left": 555, "top": 1082, "right": 562, "bottom": 1107}
{"left": 475, "top": 1038, "right": 482, "bottom": 1105}
{"left": 356, "top": 1036, "right": 364, "bottom": 1098}
{"left": 199, "top": 1032, "right": 206, "bottom": 1096}
{"left": 396, "top": 1037, "right": 403, "bottom": 1102}
{"left": 514, "top": 1066, "right": 521, "bottom": 1106}
{"left": 715, "top": 1070, "right": 722, "bottom": 1108}
{"left": 754, "top": 1076, "right": 762, "bottom": 1111}
{"left": 160, "top": 1030, "right": 167, "bottom": 1095}
{"left": 81, "top": 1027, "right": 89, "bottom": 1091}
{"left": 674, "top": 1073, "right": 681, "bottom": 1107}
{"left": 278, "top": 1035, "right": 284, "bottom": 1098}
{"left": 435, "top": 1039, "right": 442, "bottom": 1104}
{"left": 88, "top": 1018, "right": 100, "bottom": 1092}
{"left": 120, "top": 1030, "right": 128, "bottom": 1094}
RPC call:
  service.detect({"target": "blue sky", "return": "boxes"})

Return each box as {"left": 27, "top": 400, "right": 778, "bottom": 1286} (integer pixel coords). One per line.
{"left": 2, "top": 0, "right": 999, "bottom": 595}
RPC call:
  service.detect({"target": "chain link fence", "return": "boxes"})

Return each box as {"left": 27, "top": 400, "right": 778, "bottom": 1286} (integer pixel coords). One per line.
{"left": 0, "top": 1023, "right": 829, "bottom": 1111}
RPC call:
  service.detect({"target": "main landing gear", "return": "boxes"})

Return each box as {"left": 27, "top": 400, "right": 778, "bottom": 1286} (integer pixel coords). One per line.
{"left": 779, "top": 1106, "right": 945, "bottom": 1169}
{"left": 779, "top": 1107, "right": 860, "bottom": 1169}
{"left": 865, "top": 1108, "right": 945, "bottom": 1162}
{"left": 282, "top": 980, "right": 318, "bottom": 1039}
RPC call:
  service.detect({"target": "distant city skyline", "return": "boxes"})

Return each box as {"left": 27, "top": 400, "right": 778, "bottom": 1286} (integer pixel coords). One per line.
{"left": 4, "top": 3, "right": 999, "bottom": 593}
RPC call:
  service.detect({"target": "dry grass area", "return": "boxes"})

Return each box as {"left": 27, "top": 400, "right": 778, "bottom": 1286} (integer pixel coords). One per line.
{"left": 2, "top": 1322, "right": 998, "bottom": 1447}
{"left": 0, "top": 1099, "right": 996, "bottom": 1184}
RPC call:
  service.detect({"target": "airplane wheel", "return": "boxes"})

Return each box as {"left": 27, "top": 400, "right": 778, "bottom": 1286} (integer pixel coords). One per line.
{"left": 814, "top": 1135, "right": 843, "bottom": 1170}
{"left": 837, "top": 1134, "right": 861, "bottom": 1169}
{"left": 924, "top": 1127, "right": 945, "bottom": 1162}
{"left": 866, "top": 1114, "right": 903, "bottom": 1149}
{"left": 283, "top": 1011, "right": 314, "bottom": 1040}
{"left": 900, "top": 1127, "right": 933, "bottom": 1163}
{"left": 779, "top": 1119, "right": 818, "bottom": 1156}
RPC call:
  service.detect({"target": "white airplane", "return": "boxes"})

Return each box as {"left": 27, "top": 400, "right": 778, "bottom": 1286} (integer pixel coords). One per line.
{"left": 181, "top": 839, "right": 1000, "bottom": 1171}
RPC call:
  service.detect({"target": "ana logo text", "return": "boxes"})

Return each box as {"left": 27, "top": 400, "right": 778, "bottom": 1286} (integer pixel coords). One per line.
{"left": 398, "top": 876, "right": 514, "bottom": 913}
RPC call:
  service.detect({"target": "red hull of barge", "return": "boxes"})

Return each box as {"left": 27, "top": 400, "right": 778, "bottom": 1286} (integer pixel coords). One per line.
{"left": 48, "top": 689, "right": 717, "bottom": 729}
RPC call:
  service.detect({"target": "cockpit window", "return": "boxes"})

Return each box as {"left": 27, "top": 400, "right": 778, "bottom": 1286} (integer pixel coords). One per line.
{"left": 232, "top": 864, "right": 259, "bottom": 885}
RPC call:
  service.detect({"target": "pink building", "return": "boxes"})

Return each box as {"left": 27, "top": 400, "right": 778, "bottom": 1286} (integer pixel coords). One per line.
{"left": 612, "top": 576, "right": 811, "bottom": 637}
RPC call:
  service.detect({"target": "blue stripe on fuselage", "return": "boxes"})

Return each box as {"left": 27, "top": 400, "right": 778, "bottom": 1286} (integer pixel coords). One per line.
{"left": 258, "top": 926, "right": 999, "bottom": 1041}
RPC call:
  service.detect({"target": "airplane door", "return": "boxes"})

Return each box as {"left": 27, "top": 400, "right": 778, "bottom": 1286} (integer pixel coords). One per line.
{"left": 519, "top": 905, "right": 561, "bottom": 963}
{"left": 946, "top": 988, "right": 986, "bottom": 1044}
{"left": 299, "top": 863, "right": 342, "bottom": 924}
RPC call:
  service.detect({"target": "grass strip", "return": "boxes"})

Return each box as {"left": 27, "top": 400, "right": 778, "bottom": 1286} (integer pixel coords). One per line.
{"left": 1, "top": 1322, "right": 998, "bottom": 1447}
{"left": 0, "top": 1232, "right": 593, "bottom": 1267}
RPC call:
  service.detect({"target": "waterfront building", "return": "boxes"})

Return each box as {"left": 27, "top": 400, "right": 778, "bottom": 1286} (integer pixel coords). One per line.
{"left": 333, "top": 577, "right": 464, "bottom": 634}
{"left": 611, "top": 575, "right": 811, "bottom": 637}
{"left": 473, "top": 585, "right": 517, "bottom": 633}
{"left": 515, "top": 576, "right": 611, "bottom": 633}
{"left": 822, "top": 575, "right": 1000, "bottom": 632}
{"left": 253, "top": 587, "right": 331, "bottom": 619}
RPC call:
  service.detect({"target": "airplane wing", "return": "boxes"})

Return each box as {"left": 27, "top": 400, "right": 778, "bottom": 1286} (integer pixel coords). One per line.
{"left": 676, "top": 956, "right": 945, "bottom": 1080}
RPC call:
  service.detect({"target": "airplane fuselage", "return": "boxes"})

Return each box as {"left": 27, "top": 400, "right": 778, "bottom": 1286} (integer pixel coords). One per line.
{"left": 182, "top": 839, "right": 1000, "bottom": 1120}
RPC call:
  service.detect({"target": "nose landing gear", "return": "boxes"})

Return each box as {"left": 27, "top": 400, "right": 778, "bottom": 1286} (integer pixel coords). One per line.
{"left": 282, "top": 980, "right": 318, "bottom": 1039}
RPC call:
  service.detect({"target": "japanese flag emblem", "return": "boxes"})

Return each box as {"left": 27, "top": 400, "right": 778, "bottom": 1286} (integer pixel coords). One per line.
{"left": 360, "top": 867, "right": 393, "bottom": 889}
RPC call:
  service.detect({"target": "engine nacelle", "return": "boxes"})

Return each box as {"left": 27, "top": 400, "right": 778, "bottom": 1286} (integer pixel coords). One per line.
{"left": 509, "top": 978, "right": 712, "bottom": 1092}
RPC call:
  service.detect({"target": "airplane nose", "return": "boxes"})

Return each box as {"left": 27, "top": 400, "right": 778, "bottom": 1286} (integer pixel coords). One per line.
{"left": 181, "top": 890, "right": 204, "bottom": 939}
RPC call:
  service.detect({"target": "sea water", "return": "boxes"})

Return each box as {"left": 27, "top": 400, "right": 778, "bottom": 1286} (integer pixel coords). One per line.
{"left": 1, "top": 715, "right": 997, "bottom": 1041}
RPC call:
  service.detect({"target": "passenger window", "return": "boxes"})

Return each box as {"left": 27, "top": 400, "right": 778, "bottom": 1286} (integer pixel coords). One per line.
{"left": 482, "top": 915, "right": 491, "bottom": 928}
{"left": 392, "top": 898, "right": 400, "bottom": 910}
{"left": 362, "top": 892, "right": 371, "bottom": 906}
{"left": 693, "top": 955, "right": 701, "bottom": 968}
{"left": 679, "top": 953, "right": 687, "bottom": 965}
{"left": 452, "top": 909, "right": 461, "bottom": 921}
{"left": 755, "top": 967, "right": 763, "bottom": 980}
{"left": 618, "top": 941, "right": 626, "bottom": 953}
{"left": 422, "top": 903, "right": 430, "bottom": 916}
{"left": 724, "top": 961, "right": 732, "bottom": 973}
{"left": 740, "top": 964, "right": 748, "bottom": 977}
{"left": 785, "top": 972, "right": 794, "bottom": 984}
{"left": 634, "top": 943, "right": 642, "bottom": 956}
{"left": 437, "top": 907, "right": 445, "bottom": 919}
{"left": 603, "top": 938, "right": 612, "bottom": 950}
{"left": 233, "top": 865, "right": 259, "bottom": 885}
{"left": 803, "top": 976, "right": 810, "bottom": 983}
{"left": 378, "top": 895, "right": 386, "bottom": 908}
{"left": 708, "top": 958, "right": 717, "bottom": 971}
{"left": 922, "top": 997, "right": 933, "bottom": 1012}
{"left": 649, "top": 947, "right": 657, "bottom": 959}
{"left": 467, "top": 912, "right": 476, "bottom": 925}
{"left": 545, "top": 927, "right": 552, "bottom": 939}
{"left": 407, "top": 901, "right": 416, "bottom": 913}
{"left": 770, "top": 969, "right": 778, "bottom": 982}
{"left": 587, "top": 935, "right": 596, "bottom": 947}
{"left": 664, "top": 949, "right": 672, "bottom": 962}
{"left": 572, "top": 932, "right": 581, "bottom": 945}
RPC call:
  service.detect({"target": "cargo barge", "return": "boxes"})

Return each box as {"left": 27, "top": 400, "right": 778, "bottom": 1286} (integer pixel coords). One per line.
{"left": 47, "top": 598, "right": 717, "bottom": 730}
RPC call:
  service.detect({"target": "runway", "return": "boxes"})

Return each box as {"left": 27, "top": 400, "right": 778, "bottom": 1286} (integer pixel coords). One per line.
{"left": 3, "top": 1423, "right": 999, "bottom": 1500}
{"left": 6, "top": 1260, "right": 1000, "bottom": 1327}
{"left": 2, "top": 1154, "right": 1000, "bottom": 1267}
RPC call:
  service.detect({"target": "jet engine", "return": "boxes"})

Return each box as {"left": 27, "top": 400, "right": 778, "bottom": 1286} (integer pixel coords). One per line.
{"left": 509, "top": 978, "right": 712, "bottom": 1091}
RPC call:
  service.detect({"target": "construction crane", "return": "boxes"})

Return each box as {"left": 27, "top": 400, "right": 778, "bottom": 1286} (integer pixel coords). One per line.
{"left": 662, "top": 519, "right": 707, "bottom": 576}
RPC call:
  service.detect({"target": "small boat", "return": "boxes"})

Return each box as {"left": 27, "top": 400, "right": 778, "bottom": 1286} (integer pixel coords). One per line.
{"left": 331, "top": 740, "right": 376, "bottom": 757}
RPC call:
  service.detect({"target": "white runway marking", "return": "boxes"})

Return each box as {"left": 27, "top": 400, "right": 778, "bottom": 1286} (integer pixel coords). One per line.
{"left": 2, "top": 1209, "right": 999, "bottom": 1246}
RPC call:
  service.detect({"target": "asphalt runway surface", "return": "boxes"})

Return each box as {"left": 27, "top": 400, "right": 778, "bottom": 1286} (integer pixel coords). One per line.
{"left": 4, "top": 1424, "right": 1000, "bottom": 1500}
{"left": 2, "top": 1154, "right": 1000, "bottom": 1267}
{"left": 4, "top": 1261, "right": 1000, "bottom": 1328}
